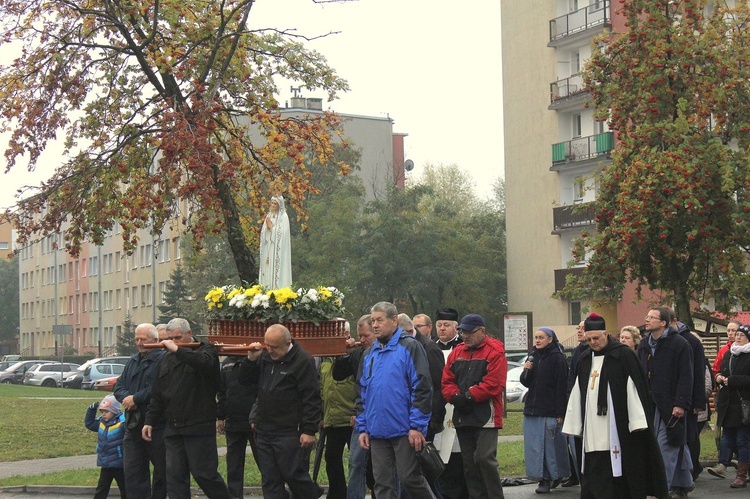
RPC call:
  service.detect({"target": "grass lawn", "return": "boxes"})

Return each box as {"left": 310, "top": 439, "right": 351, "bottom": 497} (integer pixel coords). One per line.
{"left": 0, "top": 386, "right": 718, "bottom": 487}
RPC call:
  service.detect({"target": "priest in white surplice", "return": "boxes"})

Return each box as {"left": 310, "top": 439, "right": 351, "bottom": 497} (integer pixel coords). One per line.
{"left": 563, "top": 325, "right": 668, "bottom": 498}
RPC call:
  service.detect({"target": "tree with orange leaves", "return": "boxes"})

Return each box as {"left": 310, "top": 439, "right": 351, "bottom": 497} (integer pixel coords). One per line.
{"left": 564, "top": 0, "right": 750, "bottom": 327}
{"left": 0, "top": 0, "right": 350, "bottom": 283}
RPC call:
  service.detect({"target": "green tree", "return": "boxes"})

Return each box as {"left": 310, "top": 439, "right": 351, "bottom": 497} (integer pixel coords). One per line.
{"left": 0, "top": 258, "right": 20, "bottom": 342}
{"left": 565, "top": 0, "right": 750, "bottom": 327}
{"left": 117, "top": 314, "right": 138, "bottom": 356}
{"left": 158, "top": 264, "right": 203, "bottom": 333}
{"left": 0, "top": 0, "right": 350, "bottom": 283}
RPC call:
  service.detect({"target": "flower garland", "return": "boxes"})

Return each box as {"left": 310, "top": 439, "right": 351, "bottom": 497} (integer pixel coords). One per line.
{"left": 205, "top": 284, "right": 345, "bottom": 324}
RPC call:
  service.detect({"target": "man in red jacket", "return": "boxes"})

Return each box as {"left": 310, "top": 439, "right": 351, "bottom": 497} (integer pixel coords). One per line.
{"left": 442, "top": 314, "right": 507, "bottom": 499}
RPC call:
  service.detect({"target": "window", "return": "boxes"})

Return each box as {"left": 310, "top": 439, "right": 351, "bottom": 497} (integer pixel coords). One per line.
{"left": 572, "top": 114, "right": 582, "bottom": 138}
{"left": 116, "top": 289, "right": 122, "bottom": 310}
{"left": 89, "top": 256, "right": 98, "bottom": 276}
{"left": 570, "top": 301, "right": 582, "bottom": 325}
{"left": 159, "top": 281, "right": 167, "bottom": 304}
{"left": 132, "top": 250, "right": 138, "bottom": 269}
{"left": 141, "top": 244, "right": 152, "bottom": 266}
{"left": 132, "top": 287, "right": 138, "bottom": 307}
{"left": 68, "top": 296, "right": 73, "bottom": 315}
{"left": 68, "top": 262, "right": 73, "bottom": 281}
{"left": 115, "top": 252, "right": 121, "bottom": 272}
{"left": 571, "top": 50, "right": 580, "bottom": 74}
{"left": 0, "top": 242, "right": 8, "bottom": 250}
{"left": 574, "top": 177, "right": 586, "bottom": 201}
{"left": 173, "top": 237, "right": 181, "bottom": 260}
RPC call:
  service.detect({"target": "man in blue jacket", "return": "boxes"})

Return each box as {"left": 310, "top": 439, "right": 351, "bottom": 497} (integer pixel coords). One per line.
{"left": 113, "top": 322, "right": 166, "bottom": 499}
{"left": 356, "top": 301, "right": 435, "bottom": 499}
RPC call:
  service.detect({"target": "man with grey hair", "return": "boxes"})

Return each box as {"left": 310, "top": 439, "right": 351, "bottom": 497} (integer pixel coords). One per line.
{"left": 114, "top": 323, "right": 167, "bottom": 499}
{"left": 239, "top": 323, "right": 322, "bottom": 499}
{"left": 156, "top": 323, "right": 169, "bottom": 341}
{"left": 143, "top": 318, "right": 230, "bottom": 498}
{"left": 357, "top": 302, "right": 435, "bottom": 499}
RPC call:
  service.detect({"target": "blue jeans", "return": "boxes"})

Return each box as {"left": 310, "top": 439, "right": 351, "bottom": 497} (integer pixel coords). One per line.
{"left": 720, "top": 426, "right": 750, "bottom": 463}
{"left": 347, "top": 431, "right": 368, "bottom": 499}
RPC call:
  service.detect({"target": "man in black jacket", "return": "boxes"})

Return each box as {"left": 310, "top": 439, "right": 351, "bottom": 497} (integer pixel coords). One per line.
{"left": 114, "top": 323, "right": 167, "bottom": 499}
{"left": 143, "top": 318, "right": 230, "bottom": 499}
{"left": 239, "top": 324, "right": 322, "bottom": 499}
{"left": 217, "top": 357, "right": 259, "bottom": 499}
{"left": 639, "top": 307, "right": 694, "bottom": 498}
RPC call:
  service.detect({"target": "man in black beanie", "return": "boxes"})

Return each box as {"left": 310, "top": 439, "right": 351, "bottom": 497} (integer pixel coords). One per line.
{"left": 433, "top": 307, "right": 468, "bottom": 499}
{"left": 563, "top": 313, "right": 668, "bottom": 498}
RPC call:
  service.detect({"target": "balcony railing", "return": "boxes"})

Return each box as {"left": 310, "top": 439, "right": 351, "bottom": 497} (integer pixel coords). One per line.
{"left": 549, "top": 0, "right": 611, "bottom": 42}
{"left": 553, "top": 202, "right": 596, "bottom": 231}
{"left": 554, "top": 267, "right": 586, "bottom": 293}
{"left": 550, "top": 74, "right": 586, "bottom": 104}
{"left": 552, "top": 132, "right": 613, "bottom": 166}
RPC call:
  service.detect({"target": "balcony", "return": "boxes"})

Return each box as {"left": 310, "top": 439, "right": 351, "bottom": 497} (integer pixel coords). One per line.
{"left": 554, "top": 267, "right": 586, "bottom": 293}
{"left": 550, "top": 74, "right": 586, "bottom": 105}
{"left": 549, "top": 0, "right": 611, "bottom": 46}
{"left": 551, "top": 132, "right": 613, "bottom": 168}
{"left": 553, "top": 202, "right": 596, "bottom": 232}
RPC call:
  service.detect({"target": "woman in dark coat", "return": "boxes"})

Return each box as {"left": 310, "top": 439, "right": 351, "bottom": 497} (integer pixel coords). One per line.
{"left": 715, "top": 324, "right": 750, "bottom": 489}
{"left": 521, "top": 327, "right": 570, "bottom": 494}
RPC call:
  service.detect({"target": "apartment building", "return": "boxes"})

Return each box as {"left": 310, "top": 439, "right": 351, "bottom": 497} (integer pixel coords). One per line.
{"left": 18, "top": 106, "right": 407, "bottom": 356}
{"left": 502, "top": 0, "right": 618, "bottom": 339}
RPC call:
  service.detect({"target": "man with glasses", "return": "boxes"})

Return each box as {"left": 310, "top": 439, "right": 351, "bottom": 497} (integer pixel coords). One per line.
{"left": 638, "top": 307, "right": 694, "bottom": 498}
{"left": 413, "top": 314, "right": 435, "bottom": 341}
{"left": 143, "top": 318, "right": 231, "bottom": 499}
{"left": 114, "top": 323, "right": 167, "bottom": 499}
{"left": 400, "top": 313, "right": 445, "bottom": 498}
{"left": 442, "top": 314, "right": 507, "bottom": 499}
{"left": 239, "top": 324, "right": 322, "bottom": 499}
{"left": 563, "top": 315, "right": 668, "bottom": 498}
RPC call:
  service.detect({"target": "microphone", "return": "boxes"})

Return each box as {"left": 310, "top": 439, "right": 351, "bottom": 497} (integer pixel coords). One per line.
{"left": 525, "top": 354, "right": 535, "bottom": 372}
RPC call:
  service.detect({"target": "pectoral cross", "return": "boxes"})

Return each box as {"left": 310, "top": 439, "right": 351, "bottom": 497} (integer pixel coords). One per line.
{"left": 590, "top": 370, "right": 599, "bottom": 390}
{"left": 612, "top": 445, "right": 620, "bottom": 459}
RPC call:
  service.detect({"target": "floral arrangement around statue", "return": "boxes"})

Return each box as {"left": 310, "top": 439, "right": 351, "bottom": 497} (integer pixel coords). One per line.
{"left": 204, "top": 284, "right": 348, "bottom": 355}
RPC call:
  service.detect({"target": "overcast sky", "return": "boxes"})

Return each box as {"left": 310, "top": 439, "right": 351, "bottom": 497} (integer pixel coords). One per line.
{"left": 0, "top": 0, "right": 504, "bottom": 209}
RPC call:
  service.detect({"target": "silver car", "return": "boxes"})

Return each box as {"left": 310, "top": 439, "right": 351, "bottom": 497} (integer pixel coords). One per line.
{"left": 80, "top": 363, "right": 126, "bottom": 390}
{"left": 23, "top": 362, "right": 80, "bottom": 387}
{"left": 0, "top": 360, "right": 55, "bottom": 384}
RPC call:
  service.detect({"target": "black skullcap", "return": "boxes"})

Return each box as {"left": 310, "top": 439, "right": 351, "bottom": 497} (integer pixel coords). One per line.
{"left": 584, "top": 312, "right": 606, "bottom": 332}
{"left": 436, "top": 307, "right": 459, "bottom": 322}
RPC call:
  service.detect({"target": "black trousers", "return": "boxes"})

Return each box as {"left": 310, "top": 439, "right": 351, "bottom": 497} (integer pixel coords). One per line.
{"left": 225, "top": 430, "right": 259, "bottom": 499}
{"left": 255, "top": 429, "right": 318, "bottom": 499}
{"left": 123, "top": 426, "right": 167, "bottom": 499}
{"left": 324, "top": 426, "right": 352, "bottom": 499}
{"left": 94, "top": 467, "right": 126, "bottom": 499}
{"left": 164, "top": 433, "right": 231, "bottom": 499}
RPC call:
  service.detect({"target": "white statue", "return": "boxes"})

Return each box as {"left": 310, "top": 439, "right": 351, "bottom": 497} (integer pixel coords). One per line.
{"left": 259, "top": 195, "right": 292, "bottom": 289}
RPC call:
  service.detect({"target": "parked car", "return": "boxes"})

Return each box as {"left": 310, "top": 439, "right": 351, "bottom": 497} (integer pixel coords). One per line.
{"left": 0, "top": 361, "right": 17, "bottom": 372}
{"left": 81, "top": 363, "right": 126, "bottom": 390}
{"left": 23, "top": 362, "right": 80, "bottom": 387}
{"left": 59, "top": 356, "right": 130, "bottom": 389}
{"left": 505, "top": 365, "right": 529, "bottom": 403}
{"left": 1, "top": 355, "right": 23, "bottom": 362}
{"left": 93, "top": 375, "right": 120, "bottom": 392}
{"left": 0, "top": 360, "right": 55, "bottom": 384}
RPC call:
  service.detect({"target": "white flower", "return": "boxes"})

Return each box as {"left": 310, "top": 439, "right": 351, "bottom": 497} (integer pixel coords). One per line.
{"left": 229, "top": 294, "right": 247, "bottom": 308}
{"left": 251, "top": 294, "right": 270, "bottom": 309}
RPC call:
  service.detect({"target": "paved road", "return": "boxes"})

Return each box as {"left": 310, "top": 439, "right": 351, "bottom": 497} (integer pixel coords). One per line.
{"left": 0, "top": 440, "right": 744, "bottom": 498}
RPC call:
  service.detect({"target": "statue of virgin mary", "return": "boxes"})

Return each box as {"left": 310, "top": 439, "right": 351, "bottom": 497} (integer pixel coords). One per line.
{"left": 258, "top": 195, "right": 292, "bottom": 288}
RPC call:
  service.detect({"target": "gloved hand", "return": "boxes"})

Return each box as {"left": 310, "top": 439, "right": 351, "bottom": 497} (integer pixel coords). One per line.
{"left": 89, "top": 401, "right": 99, "bottom": 411}
{"left": 451, "top": 393, "right": 469, "bottom": 410}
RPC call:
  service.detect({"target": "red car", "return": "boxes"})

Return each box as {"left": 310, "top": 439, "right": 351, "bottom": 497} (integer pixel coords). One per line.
{"left": 93, "top": 375, "right": 120, "bottom": 391}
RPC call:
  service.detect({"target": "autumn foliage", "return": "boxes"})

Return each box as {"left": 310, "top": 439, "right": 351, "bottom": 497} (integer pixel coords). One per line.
{"left": 0, "top": 0, "right": 350, "bottom": 282}
{"left": 566, "top": 0, "right": 750, "bottom": 323}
